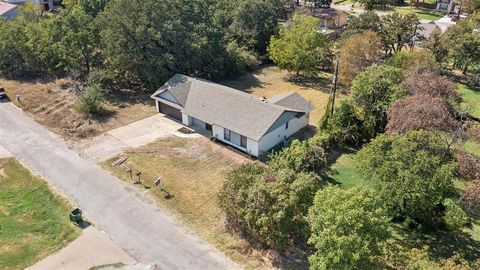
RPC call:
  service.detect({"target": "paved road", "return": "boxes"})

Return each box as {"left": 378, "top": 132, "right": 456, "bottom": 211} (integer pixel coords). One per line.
{"left": 0, "top": 101, "right": 238, "bottom": 270}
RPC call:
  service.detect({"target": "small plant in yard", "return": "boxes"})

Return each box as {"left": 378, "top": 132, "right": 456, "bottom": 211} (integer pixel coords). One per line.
{"left": 75, "top": 83, "right": 106, "bottom": 115}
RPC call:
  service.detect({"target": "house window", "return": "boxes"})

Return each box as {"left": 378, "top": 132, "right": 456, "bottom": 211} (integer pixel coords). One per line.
{"left": 241, "top": 136, "right": 247, "bottom": 148}
{"left": 224, "top": 128, "right": 231, "bottom": 141}
{"left": 285, "top": 121, "right": 289, "bottom": 129}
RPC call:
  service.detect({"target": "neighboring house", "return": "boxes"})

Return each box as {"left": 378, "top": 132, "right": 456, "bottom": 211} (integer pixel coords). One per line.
{"left": 151, "top": 74, "right": 313, "bottom": 157}
{"left": 291, "top": 7, "right": 349, "bottom": 30}
{"left": 4, "top": 0, "right": 54, "bottom": 11}
{"left": 436, "top": 0, "right": 460, "bottom": 13}
{"left": 418, "top": 21, "right": 442, "bottom": 39}
{"left": 0, "top": 2, "right": 18, "bottom": 20}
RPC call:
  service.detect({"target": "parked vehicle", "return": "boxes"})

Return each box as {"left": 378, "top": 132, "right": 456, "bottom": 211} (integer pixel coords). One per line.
{"left": 0, "top": 85, "right": 6, "bottom": 98}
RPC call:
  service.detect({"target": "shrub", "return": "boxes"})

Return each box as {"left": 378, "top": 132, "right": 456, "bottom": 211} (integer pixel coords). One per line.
{"left": 268, "top": 139, "right": 326, "bottom": 174}
{"left": 320, "top": 100, "right": 365, "bottom": 146}
{"left": 75, "top": 84, "right": 106, "bottom": 115}
{"left": 444, "top": 198, "right": 470, "bottom": 230}
{"left": 308, "top": 186, "right": 390, "bottom": 270}
{"left": 218, "top": 163, "right": 324, "bottom": 249}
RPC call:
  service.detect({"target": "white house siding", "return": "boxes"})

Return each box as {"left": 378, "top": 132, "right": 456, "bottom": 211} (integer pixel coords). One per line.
{"left": 212, "top": 124, "right": 260, "bottom": 156}
{"left": 192, "top": 117, "right": 206, "bottom": 129}
{"left": 258, "top": 114, "right": 308, "bottom": 154}
{"left": 182, "top": 113, "right": 192, "bottom": 126}
{"left": 159, "top": 91, "right": 179, "bottom": 105}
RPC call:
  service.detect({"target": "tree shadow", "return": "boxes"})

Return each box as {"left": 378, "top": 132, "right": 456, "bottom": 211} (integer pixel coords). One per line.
{"left": 392, "top": 221, "right": 480, "bottom": 262}
{"left": 222, "top": 71, "right": 266, "bottom": 93}
{"left": 286, "top": 74, "right": 331, "bottom": 93}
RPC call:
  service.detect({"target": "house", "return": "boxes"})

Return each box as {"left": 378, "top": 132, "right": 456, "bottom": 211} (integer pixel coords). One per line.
{"left": 151, "top": 74, "right": 312, "bottom": 157}
{"left": 0, "top": 2, "right": 18, "bottom": 20}
{"left": 436, "top": 0, "right": 460, "bottom": 13}
{"left": 291, "top": 6, "right": 349, "bottom": 30}
{"left": 4, "top": 0, "right": 54, "bottom": 11}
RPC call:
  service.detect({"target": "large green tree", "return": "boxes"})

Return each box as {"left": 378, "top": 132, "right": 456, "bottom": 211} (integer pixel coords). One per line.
{"left": 268, "top": 13, "right": 333, "bottom": 75}
{"left": 350, "top": 64, "right": 404, "bottom": 141}
{"left": 356, "top": 130, "right": 457, "bottom": 227}
{"left": 308, "top": 186, "right": 390, "bottom": 270}
{"left": 98, "top": 0, "right": 238, "bottom": 89}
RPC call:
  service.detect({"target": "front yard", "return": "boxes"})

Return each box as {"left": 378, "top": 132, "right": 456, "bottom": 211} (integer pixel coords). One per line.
{"left": 0, "top": 158, "right": 80, "bottom": 270}
{"left": 0, "top": 78, "right": 155, "bottom": 141}
{"left": 103, "top": 136, "right": 283, "bottom": 269}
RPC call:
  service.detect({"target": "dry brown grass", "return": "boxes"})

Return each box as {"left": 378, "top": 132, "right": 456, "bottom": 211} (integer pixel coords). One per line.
{"left": 103, "top": 136, "right": 288, "bottom": 269}
{"left": 223, "top": 66, "right": 343, "bottom": 126}
{"left": 0, "top": 78, "right": 155, "bottom": 141}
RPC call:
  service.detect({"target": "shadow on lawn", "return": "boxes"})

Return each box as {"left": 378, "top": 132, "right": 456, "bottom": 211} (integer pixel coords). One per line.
{"left": 222, "top": 71, "right": 266, "bottom": 92}
{"left": 393, "top": 221, "right": 480, "bottom": 262}
{"left": 286, "top": 74, "right": 331, "bottom": 93}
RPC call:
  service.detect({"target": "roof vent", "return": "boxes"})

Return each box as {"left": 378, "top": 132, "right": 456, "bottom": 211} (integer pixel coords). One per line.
{"left": 260, "top": 96, "right": 268, "bottom": 103}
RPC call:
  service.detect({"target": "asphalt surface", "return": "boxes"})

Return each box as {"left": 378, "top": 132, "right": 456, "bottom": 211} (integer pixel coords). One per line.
{"left": 0, "top": 101, "right": 238, "bottom": 270}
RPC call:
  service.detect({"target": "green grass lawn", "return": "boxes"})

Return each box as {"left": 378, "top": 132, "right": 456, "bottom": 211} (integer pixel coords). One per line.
{"left": 327, "top": 147, "right": 365, "bottom": 188}
{"left": 394, "top": 6, "right": 444, "bottom": 21}
{"left": 0, "top": 158, "right": 79, "bottom": 270}
{"left": 458, "top": 83, "right": 480, "bottom": 119}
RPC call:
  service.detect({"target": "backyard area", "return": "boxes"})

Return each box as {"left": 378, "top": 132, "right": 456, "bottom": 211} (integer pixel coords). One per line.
{"left": 458, "top": 83, "right": 480, "bottom": 119}
{"left": 0, "top": 158, "right": 80, "bottom": 270}
{"left": 103, "top": 136, "right": 285, "bottom": 269}
{"left": 0, "top": 78, "right": 155, "bottom": 141}
{"left": 223, "top": 66, "right": 337, "bottom": 127}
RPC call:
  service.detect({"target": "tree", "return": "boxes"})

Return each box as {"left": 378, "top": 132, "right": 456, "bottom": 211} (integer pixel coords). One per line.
{"left": 449, "top": 33, "right": 480, "bottom": 75}
{"left": 98, "top": 0, "right": 241, "bottom": 89}
{"left": 268, "top": 13, "right": 333, "bottom": 75}
{"left": 218, "top": 163, "right": 324, "bottom": 249}
{"left": 308, "top": 186, "right": 390, "bottom": 270}
{"left": 350, "top": 64, "right": 404, "bottom": 141}
{"left": 401, "top": 71, "right": 461, "bottom": 104}
{"left": 386, "top": 96, "right": 459, "bottom": 134}
{"left": 356, "top": 130, "right": 457, "bottom": 227}
{"left": 312, "top": 0, "right": 332, "bottom": 8}
{"left": 341, "top": 11, "right": 382, "bottom": 38}
{"left": 423, "top": 27, "right": 448, "bottom": 65}
{"left": 50, "top": 7, "right": 100, "bottom": 77}
{"left": 358, "top": 0, "right": 392, "bottom": 10}
{"left": 379, "top": 13, "right": 420, "bottom": 54}
{"left": 454, "top": 149, "right": 480, "bottom": 180}
{"left": 220, "top": 0, "right": 282, "bottom": 55}
{"left": 338, "top": 30, "right": 382, "bottom": 84}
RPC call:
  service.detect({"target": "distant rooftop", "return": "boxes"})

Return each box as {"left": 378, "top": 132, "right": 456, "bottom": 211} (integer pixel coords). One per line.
{"left": 0, "top": 2, "right": 17, "bottom": 16}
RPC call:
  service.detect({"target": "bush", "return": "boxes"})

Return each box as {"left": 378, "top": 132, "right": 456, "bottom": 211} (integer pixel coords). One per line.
{"left": 454, "top": 149, "right": 480, "bottom": 180}
{"left": 75, "top": 84, "right": 106, "bottom": 115}
{"left": 308, "top": 186, "right": 390, "bottom": 270}
{"left": 268, "top": 139, "right": 326, "bottom": 174}
{"left": 218, "top": 163, "right": 324, "bottom": 249}
{"left": 320, "top": 100, "right": 365, "bottom": 146}
{"left": 444, "top": 198, "right": 470, "bottom": 230}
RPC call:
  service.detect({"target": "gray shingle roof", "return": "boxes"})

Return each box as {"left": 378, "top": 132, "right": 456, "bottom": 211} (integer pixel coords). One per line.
{"left": 151, "top": 74, "right": 312, "bottom": 141}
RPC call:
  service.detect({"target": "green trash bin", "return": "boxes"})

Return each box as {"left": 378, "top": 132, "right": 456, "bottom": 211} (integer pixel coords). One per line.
{"left": 69, "top": 208, "right": 82, "bottom": 223}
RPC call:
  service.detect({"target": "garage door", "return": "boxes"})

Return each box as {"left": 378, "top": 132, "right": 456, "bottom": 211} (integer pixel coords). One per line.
{"left": 159, "top": 102, "right": 182, "bottom": 121}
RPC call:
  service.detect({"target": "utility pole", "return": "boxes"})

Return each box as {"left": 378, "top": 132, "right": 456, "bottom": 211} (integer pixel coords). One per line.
{"left": 330, "top": 60, "right": 339, "bottom": 117}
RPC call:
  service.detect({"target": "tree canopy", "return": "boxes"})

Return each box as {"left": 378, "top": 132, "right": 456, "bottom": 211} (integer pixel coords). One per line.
{"left": 308, "top": 186, "right": 390, "bottom": 270}
{"left": 356, "top": 130, "right": 457, "bottom": 227}
{"left": 268, "top": 13, "right": 333, "bottom": 75}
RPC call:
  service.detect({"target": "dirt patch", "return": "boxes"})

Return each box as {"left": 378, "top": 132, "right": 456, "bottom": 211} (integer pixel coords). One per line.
{"left": 1, "top": 78, "right": 155, "bottom": 142}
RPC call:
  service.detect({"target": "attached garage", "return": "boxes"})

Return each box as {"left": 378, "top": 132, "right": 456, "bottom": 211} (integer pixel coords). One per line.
{"left": 158, "top": 102, "right": 182, "bottom": 121}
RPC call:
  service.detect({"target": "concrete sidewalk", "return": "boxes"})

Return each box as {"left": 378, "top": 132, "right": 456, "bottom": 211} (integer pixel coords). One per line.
{"left": 28, "top": 227, "right": 136, "bottom": 270}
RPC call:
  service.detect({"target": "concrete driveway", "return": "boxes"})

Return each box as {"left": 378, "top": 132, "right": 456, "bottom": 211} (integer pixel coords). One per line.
{"left": 0, "top": 101, "right": 238, "bottom": 270}
{"left": 77, "top": 114, "right": 200, "bottom": 161}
